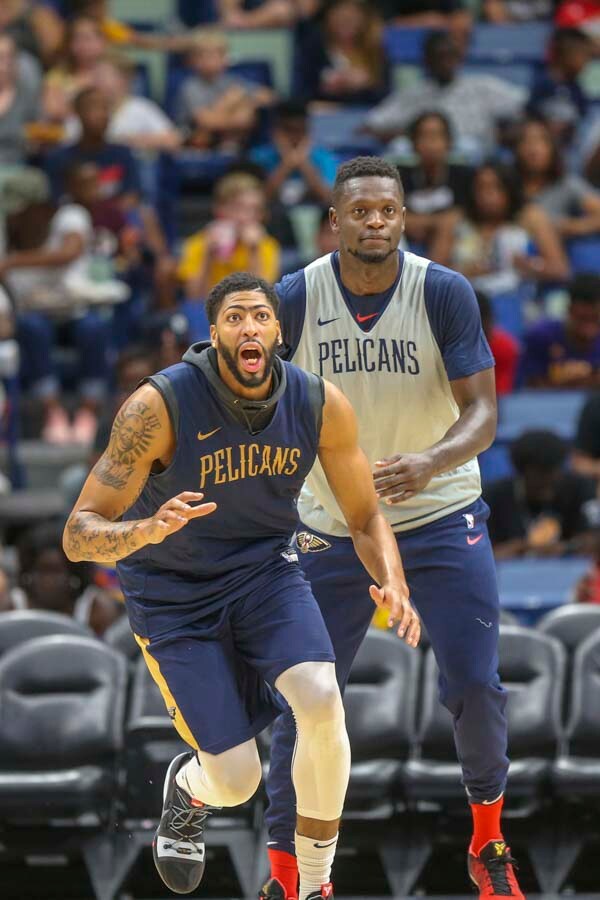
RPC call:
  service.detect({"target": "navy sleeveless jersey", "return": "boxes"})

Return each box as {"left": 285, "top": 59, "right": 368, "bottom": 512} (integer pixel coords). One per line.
{"left": 116, "top": 359, "right": 321, "bottom": 616}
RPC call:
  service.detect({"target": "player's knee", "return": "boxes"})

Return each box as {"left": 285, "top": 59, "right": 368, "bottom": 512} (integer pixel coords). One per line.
{"left": 214, "top": 754, "right": 262, "bottom": 807}
{"left": 293, "top": 669, "right": 344, "bottom": 727}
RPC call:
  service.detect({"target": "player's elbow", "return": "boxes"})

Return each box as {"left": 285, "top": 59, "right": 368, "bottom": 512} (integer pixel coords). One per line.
{"left": 62, "top": 517, "right": 81, "bottom": 562}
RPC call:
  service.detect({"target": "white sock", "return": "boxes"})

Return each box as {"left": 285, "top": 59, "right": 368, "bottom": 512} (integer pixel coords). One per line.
{"left": 175, "top": 757, "right": 210, "bottom": 805}
{"left": 295, "top": 831, "right": 337, "bottom": 900}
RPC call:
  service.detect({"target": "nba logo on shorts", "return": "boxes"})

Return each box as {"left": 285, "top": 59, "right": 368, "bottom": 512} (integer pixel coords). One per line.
{"left": 463, "top": 513, "right": 475, "bottom": 530}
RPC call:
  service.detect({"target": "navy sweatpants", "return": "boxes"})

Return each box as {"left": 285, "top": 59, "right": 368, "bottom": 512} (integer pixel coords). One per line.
{"left": 264, "top": 498, "right": 509, "bottom": 853}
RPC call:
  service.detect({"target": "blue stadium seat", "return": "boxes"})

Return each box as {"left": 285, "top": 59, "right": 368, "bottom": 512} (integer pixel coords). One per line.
{"left": 496, "top": 390, "right": 587, "bottom": 443}
{"left": 463, "top": 62, "right": 536, "bottom": 91}
{"left": 309, "top": 109, "right": 383, "bottom": 156}
{"left": 490, "top": 290, "right": 526, "bottom": 339}
{"left": 383, "top": 26, "right": 431, "bottom": 65}
{"left": 467, "top": 22, "right": 552, "bottom": 64}
{"left": 496, "top": 559, "right": 589, "bottom": 625}
{"left": 478, "top": 443, "right": 513, "bottom": 484}
{"left": 567, "top": 236, "right": 600, "bottom": 274}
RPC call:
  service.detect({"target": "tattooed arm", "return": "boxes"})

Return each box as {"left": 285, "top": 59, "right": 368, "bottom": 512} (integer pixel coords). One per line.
{"left": 63, "top": 383, "right": 216, "bottom": 563}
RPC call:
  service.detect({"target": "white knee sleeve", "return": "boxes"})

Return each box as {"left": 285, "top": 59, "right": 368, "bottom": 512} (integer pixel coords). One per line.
{"left": 276, "top": 661, "right": 351, "bottom": 822}
{"left": 178, "top": 740, "right": 262, "bottom": 808}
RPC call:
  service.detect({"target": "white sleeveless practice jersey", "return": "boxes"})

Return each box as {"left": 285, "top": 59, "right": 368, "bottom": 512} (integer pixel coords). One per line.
{"left": 276, "top": 251, "right": 495, "bottom": 536}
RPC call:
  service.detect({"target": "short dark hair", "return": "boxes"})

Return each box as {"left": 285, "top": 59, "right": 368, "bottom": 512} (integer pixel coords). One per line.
{"left": 409, "top": 110, "right": 453, "bottom": 145}
{"left": 569, "top": 273, "right": 600, "bottom": 306}
{"left": 510, "top": 430, "right": 567, "bottom": 473}
{"left": 273, "top": 99, "right": 308, "bottom": 123}
{"left": 205, "top": 272, "right": 279, "bottom": 325}
{"left": 333, "top": 156, "right": 404, "bottom": 202}
{"left": 552, "top": 27, "right": 591, "bottom": 52}
{"left": 423, "top": 29, "right": 454, "bottom": 61}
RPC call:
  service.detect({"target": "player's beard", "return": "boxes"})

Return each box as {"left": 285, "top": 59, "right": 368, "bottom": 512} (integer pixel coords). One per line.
{"left": 347, "top": 244, "right": 397, "bottom": 264}
{"left": 219, "top": 336, "right": 278, "bottom": 389}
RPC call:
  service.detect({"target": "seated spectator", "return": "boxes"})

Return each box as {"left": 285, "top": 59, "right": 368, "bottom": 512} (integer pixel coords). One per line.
{"left": 450, "top": 162, "right": 569, "bottom": 295}
{"left": 62, "top": 0, "right": 193, "bottom": 53}
{"left": 399, "top": 111, "right": 472, "bottom": 266}
{"left": 1, "top": 168, "right": 119, "bottom": 444}
{"left": 174, "top": 27, "right": 274, "bottom": 152}
{"left": 0, "top": 32, "right": 39, "bottom": 166}
{"left": 476, "top": 290, "right": 520, "bottom": 395}
{"left": 0, "top": 0, "right": 64, "bottom": 66}
{"left": 484, "top": 429, "right": 597, "bottom": 559}
{"left": 484, "top": 0, "right": 557, "bottom": 21}
{"left": 93, "top": 54, "right": 181, "bottom": 154}
{"left": 365, "top": 30, "right": 526, "bottom": 157}
{"left": 520, "top": 273, "right": 600, "bottom": 387}
{"left": 177, "top": 171, "right": 280, "bottom": 298}
{"left": 556, "top": 0, "right": 600, "bottom": 43}
{"left": 527, "top": 28, "right": 592, "bottom": 143}
{"left": 515, "top": 117, "right": 600, "bottom": 242}
{"left": 573, "top": 390, "right": 600, "bottom": 481}
{"left": 45, "top": 86, "right": 142, "bottom": 207}
{"left": 381, "top": 0, "right": 472, "bottom": 48}
{"left": 251, "top": 100, "right": 335, "bottom": 207}
{"left": 42, "top": 15, "right": 107, "bottom": 139}
{"left": 294, "top": 0, "right": 389, "bottom": 106}
{"left": 15, "top": 521, "right": 123, "bottom": 636}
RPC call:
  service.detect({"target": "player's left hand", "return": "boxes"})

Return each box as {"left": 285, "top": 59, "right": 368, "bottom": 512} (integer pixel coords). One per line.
{"left": 369, "top": 582, "right": 420, "bottom": 646}
{"left": 373, "top": 452, "right": 435, "bottom": 503}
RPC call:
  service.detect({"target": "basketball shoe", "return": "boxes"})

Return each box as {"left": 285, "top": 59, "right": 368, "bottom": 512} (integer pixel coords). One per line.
{"left": 468, "top": 839, "right": 525, "bottom": 898}
{"left": 153, "top": 751, "right": 218, "bottom": 894}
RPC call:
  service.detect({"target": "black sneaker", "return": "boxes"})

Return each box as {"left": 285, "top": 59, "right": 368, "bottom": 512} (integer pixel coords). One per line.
{"left": 305, "top": 884, "right": 334, "bottom": 900}
{"left": 259, "top": 877, "right": 287, "bottom": 900}
{"left": 152, "top": 751, "right": 218, "bottom": 895}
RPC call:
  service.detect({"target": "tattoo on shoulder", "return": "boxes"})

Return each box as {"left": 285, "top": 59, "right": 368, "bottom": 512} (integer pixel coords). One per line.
{"left": 94, "top": 399, "right": 161, "bottom": 490}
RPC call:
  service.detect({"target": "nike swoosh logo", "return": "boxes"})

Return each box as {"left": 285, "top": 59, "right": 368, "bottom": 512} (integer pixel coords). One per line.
{"left": 197, "top": 427, "right": 222, "bottom": 441}
{"left": 318, "top": 317, "right": 339, "bottom": 326}
{"left": 356, "top": 312, "right": 379, "bottom": 323}
{"left": 314, "top": 839, "right": 337, "bottom": 849}
{"left": 466, "top": 534, "right": 483, "bottom": 546}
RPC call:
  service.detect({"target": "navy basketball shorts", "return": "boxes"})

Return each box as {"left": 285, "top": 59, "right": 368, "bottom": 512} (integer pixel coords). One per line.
{"left": 127, "top": 562, "right": 335, "bottom": 755}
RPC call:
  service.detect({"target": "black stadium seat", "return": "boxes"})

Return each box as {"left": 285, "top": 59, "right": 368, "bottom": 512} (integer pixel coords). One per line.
{"left": 103, "top": 612, "right": 139, "bottom": 661}
{"left": 0, "top": 609, "right": 91, "bottom": 657}
{"left": 0, "top": 634, "right": 126, "bottom": 899}
{"left": 538, "top": 604, "right": 600, "bottom": 655}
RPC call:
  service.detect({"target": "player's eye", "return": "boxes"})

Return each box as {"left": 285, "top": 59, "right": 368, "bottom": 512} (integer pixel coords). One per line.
{"left": 228, "top": 314, "right": 240, "bottom": 322}
{"left": 256, "top": 311, "right": 270, "bottom": 321}
{"left": 385, "top": 206, "right": 396, "bottom": 214}
{"left": 353, "top": 207, "right": 364, "bottom": 215}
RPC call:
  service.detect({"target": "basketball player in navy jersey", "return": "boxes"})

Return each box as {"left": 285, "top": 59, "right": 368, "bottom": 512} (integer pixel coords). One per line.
{"left": 263, "top": 157, "right": 525, "bottom": 900}
{"left": 63, "top": 271, "right": 419, "bottom": 899}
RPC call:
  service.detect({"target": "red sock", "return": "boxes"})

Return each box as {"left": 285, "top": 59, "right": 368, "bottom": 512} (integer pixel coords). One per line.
{"left": 470, "top": 794, "right": 504, "bottom": 856}
{"left": 268, "top": 848, "right": 298, "bottom": 900}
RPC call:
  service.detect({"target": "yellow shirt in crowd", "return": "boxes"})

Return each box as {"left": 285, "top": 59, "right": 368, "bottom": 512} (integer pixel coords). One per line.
{"left": 177, "top": 229, "right": 281, "bottom": 293}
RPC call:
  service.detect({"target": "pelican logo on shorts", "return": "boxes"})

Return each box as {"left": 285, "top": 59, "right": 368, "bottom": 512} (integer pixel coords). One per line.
{"left": 296, "top": 531, "right": 332, "bottom": 553}
{"left": 167, "top": 706, "right": 177, "bottom": 721}
{"left": 463, "top": 513, "right": 475, "bottom": 530}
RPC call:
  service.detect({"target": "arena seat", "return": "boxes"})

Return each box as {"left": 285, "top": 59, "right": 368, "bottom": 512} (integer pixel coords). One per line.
{"left": 103, "top": 612, "right": 138, "bottom": 661}
{"left": 496, "top": 559, "right": 589, "bottom": 625}
{"left": 567, "top": 235, "right": 600, "bottom": 274}
{"left": 119, "top": 656, "right": 258, "bottom": 898}
{"left": 309, "top": 108, "right": 383, "bottom": 157}
{"left": 550, "top": 631, "right": 600, "bottom": 890}
{"left": 496, "top": 390, "right": 588, "bottom": 443}
{"left": 463, "top": 62, "right": 536, "bottom": 90}
{"left": 383, "top": 27, "right": 431, "bottom": 64}
{"left": 402, "top": 626, "right": 565, "bottom": 891}
{"left": 0, "top": 609, "right": 92, "bottom": 658}
{"left": 0, "top": 635, "right": 126, "bottom": 900}
{"left": 226, "top": 29, "right": 293, "bottom": 96}
{"left": 467, "top": 22, "right": 552, "bottom": 64}
{"left": 538, "top": 604, "right": 600, "bottom": 656}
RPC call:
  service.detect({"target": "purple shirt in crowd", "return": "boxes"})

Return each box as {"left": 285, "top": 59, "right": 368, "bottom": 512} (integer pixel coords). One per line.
{"left": 521, "top": 319, "right": 600, "bottom": 386}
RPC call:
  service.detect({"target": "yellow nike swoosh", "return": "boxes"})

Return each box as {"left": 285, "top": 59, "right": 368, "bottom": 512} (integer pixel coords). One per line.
{"left": 197, "top": 427, "right": 222, "bottom": 441}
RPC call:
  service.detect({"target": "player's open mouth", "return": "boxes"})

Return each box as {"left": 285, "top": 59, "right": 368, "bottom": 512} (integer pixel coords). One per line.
{"left": 239, "top": 342, "right": 263, "bottom": 373}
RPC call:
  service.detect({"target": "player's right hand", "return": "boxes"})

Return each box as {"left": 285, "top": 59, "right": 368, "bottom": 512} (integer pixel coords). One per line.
{"left": 141, "top": 492, "right": 217, "bottom": 545}
{"left": 369, "top": 582, "right": 421, "bottom": 647}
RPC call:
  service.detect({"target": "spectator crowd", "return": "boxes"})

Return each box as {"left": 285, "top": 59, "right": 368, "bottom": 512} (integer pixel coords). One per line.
{"left": 2, "top": 0, "right": 600, "bottom": 631}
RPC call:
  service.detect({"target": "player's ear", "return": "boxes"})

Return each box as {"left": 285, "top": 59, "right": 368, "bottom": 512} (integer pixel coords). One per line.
{"left": 276, "top": 321, "right": 283, "bottom": 345}
{"left": 209, "top": 323, "right": 218, "bottom": 347}
{"left": 329, "top": 206, "right": 339, "bottom": 233}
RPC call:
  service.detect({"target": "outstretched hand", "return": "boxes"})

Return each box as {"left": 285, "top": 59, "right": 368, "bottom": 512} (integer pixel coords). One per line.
{"left": 142, "top": 491, "right": 217, "bottom": 545}
{"left": 369, "top": 583, "right": 420, "bottom": 647}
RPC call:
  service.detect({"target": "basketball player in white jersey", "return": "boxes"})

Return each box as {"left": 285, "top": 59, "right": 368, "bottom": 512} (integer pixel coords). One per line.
{"left": 262, "top": 157, "right": 524, "bottom": 900}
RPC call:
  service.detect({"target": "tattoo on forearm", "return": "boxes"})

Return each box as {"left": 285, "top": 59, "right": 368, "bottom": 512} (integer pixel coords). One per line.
{"left": 94, "top": 400, "right": 161, "bottom": 491}
{"left": 64, "top": 512, "right": 143, "bottom": 562}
